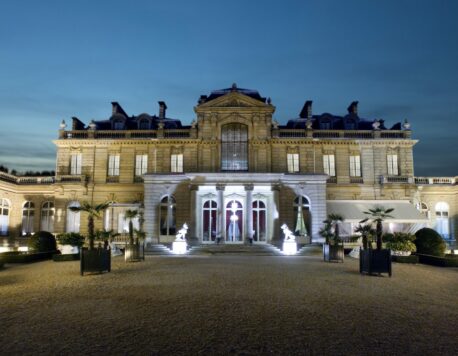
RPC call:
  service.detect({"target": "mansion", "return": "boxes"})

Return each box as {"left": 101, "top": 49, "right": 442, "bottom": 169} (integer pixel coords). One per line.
{"left": 0, "top": 84, "right": 456, "bottom": 246}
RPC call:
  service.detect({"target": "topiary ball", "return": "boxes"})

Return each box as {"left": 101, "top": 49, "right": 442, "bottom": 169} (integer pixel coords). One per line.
{"left": 414, "top": 228, "right": 446, "bottom": 257}
{"left": 28, "top": 231, "right": 57, "bottom": 252}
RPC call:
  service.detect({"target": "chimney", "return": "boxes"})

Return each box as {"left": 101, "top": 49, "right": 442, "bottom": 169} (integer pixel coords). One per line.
{"left": 347, "top": 101, "right": 358, "bottom": 115}
{"left": 111, "top": 102, "right": 119, "bottom": 115}
{"left": 300, "top": 100, "right": 313, "bottom": 119}
{"left": 158, "top": 101, "right": 167, "bottom": 119}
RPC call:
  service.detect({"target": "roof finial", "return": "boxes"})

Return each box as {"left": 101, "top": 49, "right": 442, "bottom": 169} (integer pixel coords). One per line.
{"left": 231, "top": 83, "right": 237, "bottom": 91}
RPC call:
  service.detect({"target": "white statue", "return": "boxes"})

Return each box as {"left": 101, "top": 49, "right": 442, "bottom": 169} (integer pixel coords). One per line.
{"left": 175, "top": 223, "right": 188, "bottom": 241}
{"left": 281, "top": 223, "right": 296, "bottom": 242}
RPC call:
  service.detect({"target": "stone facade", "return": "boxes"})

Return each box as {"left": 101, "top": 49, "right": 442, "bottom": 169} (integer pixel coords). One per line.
{"left": 0, "top": 85, "right": 456, "bottom": 244}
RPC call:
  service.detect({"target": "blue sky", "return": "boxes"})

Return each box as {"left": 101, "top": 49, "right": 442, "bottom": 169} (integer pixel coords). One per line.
{"left": 0, "top": 0, "right": 457, "bottom": 175}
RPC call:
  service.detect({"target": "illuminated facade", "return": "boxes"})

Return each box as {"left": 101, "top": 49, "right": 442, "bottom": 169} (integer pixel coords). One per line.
{"left": 0, "top": 85, "right": 456, "bottom": 245}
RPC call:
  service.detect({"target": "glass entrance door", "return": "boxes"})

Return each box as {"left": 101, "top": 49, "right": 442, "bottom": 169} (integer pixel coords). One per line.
{"left": 225, "top": 200, "right": 243, "bottom": 243}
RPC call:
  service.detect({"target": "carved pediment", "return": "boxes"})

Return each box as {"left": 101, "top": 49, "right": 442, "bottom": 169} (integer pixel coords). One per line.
{"left": 197, "top": 92, "right": 268, "bottom": 109}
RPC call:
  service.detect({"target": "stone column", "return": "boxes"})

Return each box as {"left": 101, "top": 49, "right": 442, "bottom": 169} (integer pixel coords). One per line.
{"left": 144, "top": 182, "right": 158, "bottom": 244}
{"left": 272, "top": 184, "right": 281, "bottom": 243}
{"left": 216, "top": 184, "right": 225, "bottom": 244}
{"left": 245, "top": 184, "right": 254, "bottom": 244}
{"left": 189, "top": 184, "right": 198, "bottom": 243}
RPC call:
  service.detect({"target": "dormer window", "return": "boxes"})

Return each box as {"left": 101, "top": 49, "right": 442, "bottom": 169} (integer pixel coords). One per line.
{"left": 139, "top": 119, "right": 150, "bottom": 130}
{"left": 114, "top": 120, "right": 124, "bottom": 130}
{"left": 346, "top": 120, "right": 356, "bottom": 130}
{"left": 320, "top": 121, "right": 331, "bottom": 130}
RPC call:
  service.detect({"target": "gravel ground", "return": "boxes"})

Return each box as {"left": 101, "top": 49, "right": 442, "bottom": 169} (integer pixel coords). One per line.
{"left": 1, "top": 255, "right": 457, "bottom": 355}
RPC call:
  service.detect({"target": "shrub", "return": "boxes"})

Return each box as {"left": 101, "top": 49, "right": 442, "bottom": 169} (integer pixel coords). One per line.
{"left": 384, "top": 232, "right": 416, "bottom": 253}
{"left": 28, "top": 231, "right": 57, "bottom": 252}
{"left": 414, "top": 228, "right": 446, "bottom": 257}
{"left": 57, "top": 233, "right": 85, "bottom": 247}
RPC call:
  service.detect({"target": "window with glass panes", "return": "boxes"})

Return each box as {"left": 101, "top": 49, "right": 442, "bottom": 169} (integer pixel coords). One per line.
{"left": 323, "top": 154, "right": 336, "bottom": 176}
{"left": 171, "top": 154, "right": 183, "bottom": 173}
{"left": 349, "top": 155, "right": 361, "bottom": 177}
{"left": 108, "top": 154, "right": 120, "bottom": 176}
{"left": 135, "top": 154, "right": 148, "bottom": 176}
{"left": 387, "top": 154, "right": 399, "bottom": 175}
{"left": 287, "top": 153, "right": 299, "bottom": 173}
{"left": 70, "top": 153, "right": 82, "bottom": 175}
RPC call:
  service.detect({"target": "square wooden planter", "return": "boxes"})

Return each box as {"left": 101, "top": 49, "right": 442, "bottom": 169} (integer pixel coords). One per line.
{"left": 80, "top": 248, "right": 111, "bottom": 275}
{"left": 323, "top": 244, "right": 344, "bottom": 262}
{"left": 125, "top": 243, "right": 145, "bottom": 262}
{"left": 360, "top": 249, "right": 392, "bottom": 277}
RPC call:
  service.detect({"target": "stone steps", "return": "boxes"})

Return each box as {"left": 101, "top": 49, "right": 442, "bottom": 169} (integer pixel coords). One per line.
{"left": 144, "top": 244, "right": 173, "bottom": 255}
{"left": 188, "top": 243, "right": 283, "bottom": 256}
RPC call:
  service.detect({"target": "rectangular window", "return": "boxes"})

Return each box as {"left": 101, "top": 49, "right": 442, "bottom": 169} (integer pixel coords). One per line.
{"left": 108, "top": 155, "right": 120, "bottom": 176}
{"left": 287, "top": 153, "right": 300, "bottom": 173}
{"left": 387, "top": 154, "right": 399, "bottom": 175}
{"left": 323, "top": 154, "right": 336, "bottom": 176}
{"left": 349, "top": 155, "right": 361, "bottom": 177}
{"left": 171, "top": 154, "right": 183, "bottom": 173}
{"left": 135, "top": 154, "right": 148, "bottom": 176}
{"left": 70, "top": 153, "right": 82, "bottom": 175}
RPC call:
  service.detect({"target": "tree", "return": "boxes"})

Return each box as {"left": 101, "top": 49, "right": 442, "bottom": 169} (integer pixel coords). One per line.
{"left": 360, "top": 207, "right": 394, "bottom": 250}
{"left": 70, "top": 202, "right": 109, "bottom": 250}
{"left": 125, "top": 209, "right": 139, "bottom": 245}
{"left": 328, "top": 213, "right": 344, "bottom": 244}
{"left": 319, "top": 219, "right": 333, "bottom": 245}
{"left": 355, "top": 224, "right": 375, "bottom": 250}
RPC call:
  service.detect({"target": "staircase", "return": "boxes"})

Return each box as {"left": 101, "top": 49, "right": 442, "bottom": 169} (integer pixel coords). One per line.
{"left": 296, "top": 243, "right": 323, "bottom": 256}
{"left": 188, "top": 243, "right": 283, "bottom": 256}
{"left": 144, "top": 244, "right": 173, "bottom": 256}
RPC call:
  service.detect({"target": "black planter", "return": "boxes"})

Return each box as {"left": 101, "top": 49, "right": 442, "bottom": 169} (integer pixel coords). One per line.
{"left": 80, "top": 247, "right": 111, "bottom": 275}
{"left": 323, "top": 244, "right": 344, "bottom": 262}
{"left": 360, "top": 249, "right": 392, "bottom": 277}
{"left": 125, "top": 242, "right": 145, "bottom": 262}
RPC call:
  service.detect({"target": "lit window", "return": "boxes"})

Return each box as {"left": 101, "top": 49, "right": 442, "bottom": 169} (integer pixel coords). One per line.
{"left": 435, "top": 202, "right": 449, "bottom": 239}
{"left": 349, "top": 155, "right": 361, "bottom": 177}
{"left": 160, "top": 196, "right": 176, "bottom": 235}
{"left": 135, "top": 154, "right": 148, "bottom": 176}
{"left": 287, "top": 153, "right": 300, "bottom": 173}
{"left": 387, "top": 154, "right": 399, "bottom": 175}
{"left": 323, "top": 154, "right": 335, "bottom": 176}
{"left": 221, "top": 123, "right": 248, "bottom": 171}
{"left": 293, "top": 196, "right": 311, "bottom": 236}
{"left": 252, "top": 200, "right": 267, "bottom": 242}
{"left": 41, "top": 201, "right": 55, "bottom": 232}
{"left": 0, "top": 198, "right": 10, "bottom": 236}
{"left": 171, "top": 154, "right": 183, "bottom": 173}
{"left": 108, "top": 154, "right": 120, "bottom": 176}
{"left": 70, "top": 153, "right": 82, "bottom": 175}
{"left": 202, "top": 200, "right": 217, "bottom": 242}
{"left": 66, "top": 201, "right": 80, "bottom": 233}
{"left": 22, "top": 201, "right": 35, "bottom": 235}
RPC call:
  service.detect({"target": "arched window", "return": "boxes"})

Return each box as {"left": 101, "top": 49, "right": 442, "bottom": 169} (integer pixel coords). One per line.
{"left": 0, "top": 198, "right": 11, "bottom": 236}
{"left": 160, "top": 196, "right": 176, "bottom": 235}
{"left": 66, "top": 201, "right": 81, "bottom": 233}
{"left": 221, "top": 123, "right": 248, "bottom": 171}
{"left": 114, "top": 119, "right": 124, "bottom": 130}
{"left": 435, "top": 202, "right": 449, "bottom": 239}
{"left": 226, "top": 200, "right": 243, "bottom": 242}
{"left": 293, "top": 196, "right": 311, "bottom": 236}
{"left": 41, "top": 201, "right": 55, "bottom": 232}
{"left": 202, "top": 200, "right": 217, "bottom": 242}
{"left": 22, "top": 201, "right": 35, "bottom": 235}
{"left": 252, "top": 200, "right": 266, "bottom": 242}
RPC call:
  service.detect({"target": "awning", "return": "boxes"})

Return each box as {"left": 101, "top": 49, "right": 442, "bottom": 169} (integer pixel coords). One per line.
{"left": 326, "top": 200, "right": 428, "bottom": 223}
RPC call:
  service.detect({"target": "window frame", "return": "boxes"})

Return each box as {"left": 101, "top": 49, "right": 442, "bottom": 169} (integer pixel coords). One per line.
{"left": 287, "top": 153, "right": 300, "bottom": 173}
{"left": 323, "top": 154, "right": 336, "bottom": 176}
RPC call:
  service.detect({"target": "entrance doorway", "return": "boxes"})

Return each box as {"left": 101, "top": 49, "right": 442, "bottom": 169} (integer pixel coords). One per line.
{"left": 225, "top": 200, "right": 243, "bottom": 243}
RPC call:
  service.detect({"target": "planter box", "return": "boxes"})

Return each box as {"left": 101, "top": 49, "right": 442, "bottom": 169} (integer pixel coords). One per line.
{"left": 125, "top": 243, "right": 145, "bottom": 262}
{"left": 80, "top": 248, "right": 111, "bottom": 275}
{"left": 360, "top": 249, "right": 392, "bottom": 277}
{"left": 0, "top": 251, "right": 56, "bottom": 263}
{"left": 323, "top": 244, "right": 344, "bottom": 262}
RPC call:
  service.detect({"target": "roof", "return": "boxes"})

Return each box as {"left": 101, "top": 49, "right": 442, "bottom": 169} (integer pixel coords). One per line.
{"left": 284, "top": 114, "right": 396, "bottom": 130}
{"left": 200, "top": 83, "right": 267, "bottom": 104}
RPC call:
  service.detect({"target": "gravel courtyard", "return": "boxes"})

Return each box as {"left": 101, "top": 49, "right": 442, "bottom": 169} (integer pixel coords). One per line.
{"left": 1, "top": 255, "right": 457, "bottom": 355}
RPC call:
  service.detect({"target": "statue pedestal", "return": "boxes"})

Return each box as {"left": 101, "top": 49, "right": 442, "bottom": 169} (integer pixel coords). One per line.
{"left": 172, "top": 240, "right": 187, "bottom": 255}
{"left": 282, "top": 240, "right": 297, "bottom": 255}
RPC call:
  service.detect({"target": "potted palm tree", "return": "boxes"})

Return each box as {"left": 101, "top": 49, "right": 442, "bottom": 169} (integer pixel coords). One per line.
{"left": 124, "top": 209, "right": 144, "bottom": 262}
{"left": 359, "top": 206, "right": 393, "bottom": 277}
{"left": 69, "top": 201, "right": 111, "bottom": 275}
{"left": 322, "top": 214, "right": 344, "bottom": 262}
{"left": 354, "top": 224, "right": 375, "bottom": 251}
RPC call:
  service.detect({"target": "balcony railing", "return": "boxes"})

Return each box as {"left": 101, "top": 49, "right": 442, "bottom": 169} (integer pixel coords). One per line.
{"left": 57, "top": 175, "right": 86, "bottom": 183}
{"left": 415, "top": 177, "right": 457, "bottom": 185}
{"left": 60, "top": 129, "right": 193, "bottom": 139}
{"left": 275, "top": 129, "right": 409, "bottom": 139}
{"left": 327, "top": 176, "right": 337, "bottom": 183}
{"left": 0, "top": 172, "right": 55, "bottom": 185}
{"left": 350, "top": 177, "right": 364, "bottom": 184}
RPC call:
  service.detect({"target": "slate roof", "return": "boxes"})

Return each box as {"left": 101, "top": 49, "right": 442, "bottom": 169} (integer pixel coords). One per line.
{"left": 283, "top": 114, "right": 392, "bottom": 130}
{"left": 200, "top": 84, "right": 267, "bottom": 104}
